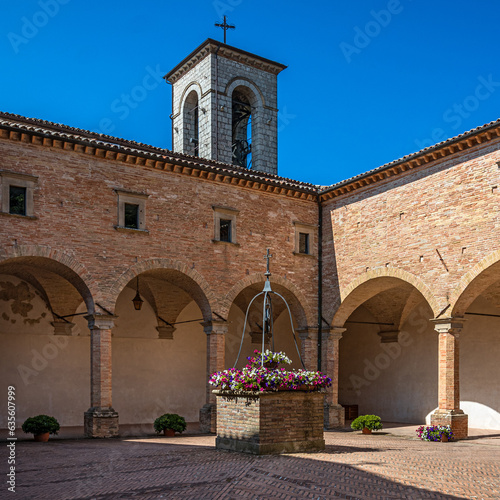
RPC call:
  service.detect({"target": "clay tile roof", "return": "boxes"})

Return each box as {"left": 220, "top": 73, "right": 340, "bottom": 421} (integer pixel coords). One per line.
{"left": 320, "top": 117, "right": 500, "bottom": 195}
{"left": 0, "top": 111, "right": 316, "bottom": 194}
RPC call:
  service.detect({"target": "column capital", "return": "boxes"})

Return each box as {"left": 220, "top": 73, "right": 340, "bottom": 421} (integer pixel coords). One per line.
{"left": 85, "top": 314, "right": 117, "bottom": 330}
{"left": 321, "top": 326, "right": 346, "bottom": 341}
{"left": 202, "top": 319, "right": 228, "bottom": 335}
{"left": 297, "top": 326, "right": 318, "bottom": 341}
{"left": 377, "top": 330, "right": 400, "bottom": 343}
{"left": 51, "top": 320, "right": 75, "bottom": 336}
{"left": 157, "top": 325, "right": 176, "bottom": 339}
{"left": 431, "top": 317, "right": 465, "bottom": 335}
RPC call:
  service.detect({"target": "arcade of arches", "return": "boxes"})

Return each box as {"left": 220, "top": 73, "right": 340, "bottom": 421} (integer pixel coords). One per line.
{"left": 1, "top": 111, "right": 500, "bottom": 440}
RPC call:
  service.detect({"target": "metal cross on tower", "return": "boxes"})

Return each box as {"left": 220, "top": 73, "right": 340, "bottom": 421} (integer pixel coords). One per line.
{"left": 215, "top": 15, "right": 235, "bottom": 44}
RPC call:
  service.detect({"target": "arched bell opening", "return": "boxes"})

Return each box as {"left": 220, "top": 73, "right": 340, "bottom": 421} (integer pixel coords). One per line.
{"left": 231, "top": 86, "right": 255, "bottom": 169}
{"left": 182, "top": 90, "right": 200, "bottom": 157}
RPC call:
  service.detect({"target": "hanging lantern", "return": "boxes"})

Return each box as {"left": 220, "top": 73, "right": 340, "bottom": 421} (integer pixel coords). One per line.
{"left": 132, "top": 276, "right": 143, "bottom": 311}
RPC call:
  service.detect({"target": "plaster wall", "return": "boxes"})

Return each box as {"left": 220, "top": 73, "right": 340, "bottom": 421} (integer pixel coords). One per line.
{"left": 458, "top": 296, "right": 500, "bottom": 430}
{"left": 0, "top": 275, "right": 89, "bottom": 428}
{"left": 112, "top": 296, "right": 206, "bottom": 424}
{"left": 339, "top": 303, "right": 438, "bottom": 424}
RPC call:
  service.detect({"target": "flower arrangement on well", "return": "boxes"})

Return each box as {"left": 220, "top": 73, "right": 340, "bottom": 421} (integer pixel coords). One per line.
{"left": 416, "top": 425, "right": 454, "bottom": 442}
{"left": 209, "top": 350, "right": 332, "bottom": 392}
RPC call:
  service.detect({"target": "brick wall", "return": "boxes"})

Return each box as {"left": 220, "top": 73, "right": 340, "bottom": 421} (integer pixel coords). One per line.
{"left": 215, "top": 390, "right": 325, "bottom": 454}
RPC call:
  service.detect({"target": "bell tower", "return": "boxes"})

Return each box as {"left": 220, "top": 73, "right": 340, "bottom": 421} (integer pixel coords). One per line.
{"left": 165, "top": 39, "right": 286, "bottom": 175}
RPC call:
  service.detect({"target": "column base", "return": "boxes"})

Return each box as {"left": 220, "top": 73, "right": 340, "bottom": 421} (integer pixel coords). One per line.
{"left": 324, "top": 403, "right": 345, "bottom": 429}
{"left": 199, "top": 403, "right": 216, "bottom": 434}
{"left": 430, "top": 409, "right": 468, "bottom": 440}
{"left": 84, "top": 408, "right": 119, "bottom": 438}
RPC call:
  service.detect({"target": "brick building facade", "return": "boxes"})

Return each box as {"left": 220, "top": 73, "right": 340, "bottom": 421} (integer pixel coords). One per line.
{"left": 1, "top": 40, "right": 499, "bottom": 439}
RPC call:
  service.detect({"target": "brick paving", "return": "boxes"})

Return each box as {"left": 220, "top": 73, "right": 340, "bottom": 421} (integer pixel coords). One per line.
{"left": 5, "top": 429, "right": 500, "bottom": 500}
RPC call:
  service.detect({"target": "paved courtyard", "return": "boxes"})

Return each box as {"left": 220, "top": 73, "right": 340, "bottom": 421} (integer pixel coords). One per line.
{"left": 5, "top": 425, "right": 500, "bottom": 500}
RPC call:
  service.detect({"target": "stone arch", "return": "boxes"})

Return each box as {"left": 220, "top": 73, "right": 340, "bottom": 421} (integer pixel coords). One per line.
{"left": 0, "top": 245, "right": 94, "bottom": 312}
{"left": 224, "top": 77, "right": 266, "bottom": 108}
{"left": 221, "top": 273, "right": 313, "bottom": 329}
{"left": 333, "top": 267, "right": 440, "bottom": 327}
{"left": 450, "top": 249, "right": 500, "bottom": 316}
{"left": 109, "top": 258, "right": 214, "bottom": 322}
{"left": 175, "top": 81, "right": 203, "bottom": 116}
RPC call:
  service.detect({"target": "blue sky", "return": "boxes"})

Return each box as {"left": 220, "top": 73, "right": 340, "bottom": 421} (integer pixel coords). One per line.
{"left": 1, "top": 0, "right": 499, "bottom": 185}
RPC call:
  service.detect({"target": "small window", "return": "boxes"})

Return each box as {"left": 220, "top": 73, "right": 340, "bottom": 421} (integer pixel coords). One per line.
{"left": 212, "top": 205, "right": 239, "bottom": 244}
{"left": 1, "top": 171, "right": 37, "bottom": 217}
{"left": 124, "top": 203, "right": 139, "bottom": 229}
{"left": 298, "top": 232, "right": 309, "bottom": 254}
{"left": 9, "top": 186, "right": 27, "bottom": 215}
{"left": 114, "top": 190, "right": 149, "bottom": 233}
{"left": 293, "top": 221, "right": 316, "bottom": 256}
{"left": 219, "top": 219, "right": 232, "bottom": 242}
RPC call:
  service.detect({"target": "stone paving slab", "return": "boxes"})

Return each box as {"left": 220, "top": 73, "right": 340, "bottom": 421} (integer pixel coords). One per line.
{"left": 3, "top": 430, "right": 500, "bottom": 499}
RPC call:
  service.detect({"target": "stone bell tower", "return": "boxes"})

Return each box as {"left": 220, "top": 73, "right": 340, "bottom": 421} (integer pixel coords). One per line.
{"left": 164, "top": 39, "right": 286, "bottom": 175}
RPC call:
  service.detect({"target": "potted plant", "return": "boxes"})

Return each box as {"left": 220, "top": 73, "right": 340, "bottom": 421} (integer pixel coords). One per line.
{"left": 153, "top": 414, "right": 187, "bottom": 436}
{"left": 416, "top": 425, "right": 454, "bottom": 442}
{"left": 351, "top": 415, "right": 383, "bottom": 434}
{"left": 22, "top": 415, "right": 60, "bottom": 442}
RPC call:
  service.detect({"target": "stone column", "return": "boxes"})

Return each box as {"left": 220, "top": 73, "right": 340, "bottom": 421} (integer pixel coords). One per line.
{"left": 430, "top": 318, "right": 468, "bottom": 440}
{"left": 297, "top": 327, "right": 318, "bottom": 370}
{"left": 84, "top": 314, "right": 119, "bottom": 438}
{"left": 322, "top": 326, "right": 346, "bottom": 428}
{"left": 199, "top": 319, "right": 227, "bottom": 433}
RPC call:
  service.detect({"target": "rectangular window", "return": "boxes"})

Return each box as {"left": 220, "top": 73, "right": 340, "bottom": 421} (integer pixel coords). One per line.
{"left": 1, "top": 171, "right": 37, "bottom": 217}
{"left": 9, "top": 186, "right": 26, "bottom": 216}
{"left": 299, "top": 232, "right": 309, "bottom": 254}
{"left": 293, "top": 221, "right": 315, "bottom": 256}
{"left": 219, "top": 219, "right": 232, "bottom": 242}
{"left": 124, "top": 203, "right": 139, "bottom": 229}
{"left": 114, "top": 189, "right": 149, "bottom": 233}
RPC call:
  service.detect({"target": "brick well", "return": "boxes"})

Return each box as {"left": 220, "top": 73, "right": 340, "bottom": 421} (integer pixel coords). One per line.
{"left": 215, "top": 390, "right": 325, "bottom": 455}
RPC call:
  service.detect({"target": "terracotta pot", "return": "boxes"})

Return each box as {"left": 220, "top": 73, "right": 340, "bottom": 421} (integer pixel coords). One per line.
{"left": 34, "top": 432, "right": 50, "bottom": 442}
{"left": 362, "top": 427, "right": 372, "bottom": 435}
{"left": 440, "top": 434, "right": 449, "bottom": 442}
{"left": 163, "top": 429, "right": 175, "bottom": 437}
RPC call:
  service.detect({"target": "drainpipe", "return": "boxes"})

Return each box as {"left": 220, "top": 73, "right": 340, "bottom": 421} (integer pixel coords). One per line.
{"left": 317, "top": 193, "right": 323, "bottom": 372}
{"left": 214, "top": 44, "right": 221, "bottom": 161}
